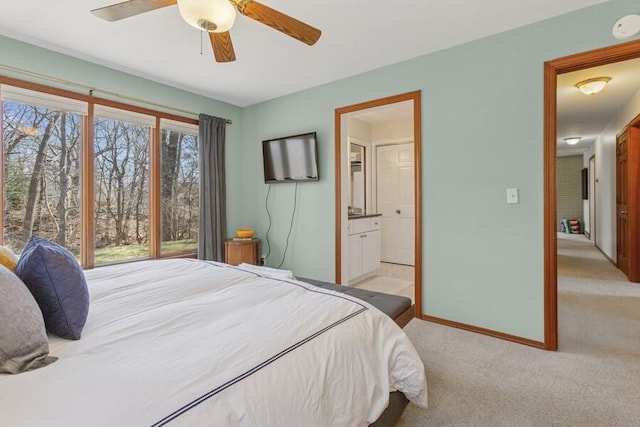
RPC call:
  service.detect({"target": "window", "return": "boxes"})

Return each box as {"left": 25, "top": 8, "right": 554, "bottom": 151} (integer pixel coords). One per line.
{"left": 1, "top": 86, "right": 86, "bottom": 256}
{"left": 93, "top": 106, "right": 154, "bottom": 265}
{"left": 0, "top": 80, "right": 199, "bottom": 268}
{"left": 160, "top": 120, "right": 199, "bottom": 256}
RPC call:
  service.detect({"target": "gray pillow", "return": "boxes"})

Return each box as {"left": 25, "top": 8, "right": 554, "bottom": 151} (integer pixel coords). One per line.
{"left": 16, "top": 236, "right": 89, "bottom": 340}
{"left": 0, "top": 264, "right": 57, "bottom": 374}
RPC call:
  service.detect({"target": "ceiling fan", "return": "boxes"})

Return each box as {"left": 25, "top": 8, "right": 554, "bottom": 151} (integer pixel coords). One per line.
{"left": 91, "top": 0, "right": 321, "bottom": 63}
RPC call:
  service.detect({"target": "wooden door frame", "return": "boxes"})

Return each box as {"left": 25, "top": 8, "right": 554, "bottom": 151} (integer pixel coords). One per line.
{"left": 544, "top": 39, "right": 640, "bottom": 350}
{"left": 588, "top": 154, "right": 596, "bottom": 243}
{"left": 334, "top": 91, "right": 423, "bottom": 317}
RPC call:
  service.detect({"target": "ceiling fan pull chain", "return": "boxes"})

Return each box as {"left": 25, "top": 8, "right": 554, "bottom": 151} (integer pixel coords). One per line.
{"left": 200, "top": 28, "right": 203, "bottom": 55}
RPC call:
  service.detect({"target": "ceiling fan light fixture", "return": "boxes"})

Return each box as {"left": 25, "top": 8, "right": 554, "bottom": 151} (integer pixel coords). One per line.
{"left": 575, "top": 77, "right": 611, "bottom": 95}
{"left": 177, "top": 0, "right": 237, "bottom": 33}
{"left": 563, "top": 137, "right": 581, "bottom": 145}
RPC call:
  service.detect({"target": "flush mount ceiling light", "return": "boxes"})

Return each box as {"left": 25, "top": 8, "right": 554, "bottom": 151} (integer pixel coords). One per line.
{"left": 177, "top": 0, "right": 237, "bottom": 33}
{"left": 575, "top": 77, "right": 611, "bottom": 95}
{"left": 564, "top": 137, "right": 581, "bottom": 145}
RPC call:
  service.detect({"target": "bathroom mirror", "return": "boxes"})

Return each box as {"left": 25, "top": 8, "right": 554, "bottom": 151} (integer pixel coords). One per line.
{"left": 349, "top": 143, "right": 366, "bottom": 215}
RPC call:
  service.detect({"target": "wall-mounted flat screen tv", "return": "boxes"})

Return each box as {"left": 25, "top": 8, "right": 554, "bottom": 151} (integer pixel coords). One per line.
{"left": 262, "top": 132, "right": 319, "bottom": 183}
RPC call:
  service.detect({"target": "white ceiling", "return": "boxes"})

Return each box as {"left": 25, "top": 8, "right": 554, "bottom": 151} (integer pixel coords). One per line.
{"left": 557, "top": 57, "right": 640, "bottom": 155}
{"left": 350, "top": 101, "right": 414, "bottom": 125}
{"left": 0, "top": 0, "right": 609, "bottom": 107}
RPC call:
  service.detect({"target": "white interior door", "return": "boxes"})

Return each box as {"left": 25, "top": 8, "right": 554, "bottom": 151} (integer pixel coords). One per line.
{"left": 377, "top": 143, "right": 414, "bottom": 265}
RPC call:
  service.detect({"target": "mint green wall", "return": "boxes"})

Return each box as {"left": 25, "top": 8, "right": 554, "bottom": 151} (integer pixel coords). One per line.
{"left": 235, "top": 0, "right": 640, "bottom": 341}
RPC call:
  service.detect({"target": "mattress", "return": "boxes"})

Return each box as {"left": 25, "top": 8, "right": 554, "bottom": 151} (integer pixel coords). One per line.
{"left": 0, "top": 259, "right": 427, "bottom": 426}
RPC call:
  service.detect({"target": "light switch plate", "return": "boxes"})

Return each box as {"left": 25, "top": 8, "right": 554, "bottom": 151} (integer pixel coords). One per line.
{"left": 506, "top": 188, "right": 519, "bottom": 204}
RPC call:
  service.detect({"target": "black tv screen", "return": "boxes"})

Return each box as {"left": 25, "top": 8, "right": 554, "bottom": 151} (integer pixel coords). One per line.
{"left": 262, "top": 132, "right": 319, "bottom": 183}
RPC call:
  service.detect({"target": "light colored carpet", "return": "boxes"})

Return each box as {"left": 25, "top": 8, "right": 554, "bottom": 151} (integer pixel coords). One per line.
{"left": 397, "top": 233, "right": 640, "bottom": 426}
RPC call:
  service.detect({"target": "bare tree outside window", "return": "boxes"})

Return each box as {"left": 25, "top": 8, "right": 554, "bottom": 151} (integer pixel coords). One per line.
{"left": 160, "top": 128, "right": 199, "bottom": 256}
{"left": 93, "top": 116, "right": 150, "bottom": 264}
{"left": 2, "top": 101, "right": 81, "bottom": 255}
{"left": 2, "top": 88, "right": 199, "bottom": 267}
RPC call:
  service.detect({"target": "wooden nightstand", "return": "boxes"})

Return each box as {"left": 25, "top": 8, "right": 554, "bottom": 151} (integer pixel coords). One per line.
{"left": 224, "top": 238, "right": 260, "bottom": 266}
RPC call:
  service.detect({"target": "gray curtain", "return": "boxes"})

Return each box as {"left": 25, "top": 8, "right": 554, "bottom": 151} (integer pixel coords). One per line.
{"left": 198, "top": 114, "right": 227, "bottom": 261}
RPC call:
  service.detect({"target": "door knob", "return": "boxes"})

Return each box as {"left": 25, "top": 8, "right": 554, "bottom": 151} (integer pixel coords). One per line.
{"left": 621, "top": 210, "right": 628, "bottom": 215}
{"left": 395, "top": 209, "right": 401, "bottom": 214}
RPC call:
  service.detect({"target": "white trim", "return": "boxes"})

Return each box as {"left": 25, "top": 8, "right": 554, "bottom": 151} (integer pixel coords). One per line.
{"left": 94, "top": 104, "right": 156, "bottom": 128}
{"left": 0, "top": 84, "right": 88, "bottom": 115}
{"left": 160, "top": 118, "right": 198, "bottom": 135}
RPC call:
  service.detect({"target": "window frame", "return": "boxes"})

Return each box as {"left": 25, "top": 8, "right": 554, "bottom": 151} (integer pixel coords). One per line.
{"left": 0, "top": 76, "right": 199, "bottom": 269}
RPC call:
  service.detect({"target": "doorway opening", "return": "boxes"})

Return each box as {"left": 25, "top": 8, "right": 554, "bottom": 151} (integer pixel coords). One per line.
{"left": 544, "top": 39, "right": 640, "bottom": 350}
{"left": 334, "top": 91, "right": 423, "bottom": 316}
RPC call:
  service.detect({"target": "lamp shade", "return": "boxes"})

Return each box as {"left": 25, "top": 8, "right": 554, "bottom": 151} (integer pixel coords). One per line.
{"left": 575, "top": 77, "right": 610, "bottom": 95}
{"left": 177, "top": 0, "right": 236, "bottom": 33}
{"left": 564, "top": 137, "right": 581, "bottom": 145}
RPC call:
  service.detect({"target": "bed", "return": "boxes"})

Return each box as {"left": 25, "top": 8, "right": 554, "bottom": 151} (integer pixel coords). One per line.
{"left": 0, "top": 258, "right": 428, "bottom": 426}
{"left": 296, "top": 276, "right": 415, "bottom": 329}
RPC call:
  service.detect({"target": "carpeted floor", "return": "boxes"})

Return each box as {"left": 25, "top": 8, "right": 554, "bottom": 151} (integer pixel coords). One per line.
{"left": 396, "top": 233, "right": 640, "bottom": 426}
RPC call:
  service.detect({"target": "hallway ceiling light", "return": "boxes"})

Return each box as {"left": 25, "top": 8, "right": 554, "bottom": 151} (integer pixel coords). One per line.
{"left": 564, "top": 137, "right": 581, "bottom": 145}
{"left": 575, "top": 77, "right": 611, "bottom": 95}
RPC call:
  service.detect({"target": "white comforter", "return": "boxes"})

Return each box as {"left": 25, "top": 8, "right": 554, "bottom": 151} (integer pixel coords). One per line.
{"left": 0, "top": 259, "right": 427, "bottom": 426}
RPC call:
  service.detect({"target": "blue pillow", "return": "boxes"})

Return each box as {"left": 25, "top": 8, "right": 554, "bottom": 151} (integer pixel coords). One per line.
{"left": 16, "top": 236, "right": 89, "bottom": 340}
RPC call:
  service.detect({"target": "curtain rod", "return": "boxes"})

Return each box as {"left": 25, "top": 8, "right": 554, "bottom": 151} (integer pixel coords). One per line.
{"left": 0, "top": 63, "right": 232, "bottom": 124}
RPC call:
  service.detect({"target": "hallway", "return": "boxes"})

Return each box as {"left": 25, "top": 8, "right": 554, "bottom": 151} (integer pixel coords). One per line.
{"left": 557, "top": 233, "right": 640, "bottom": 355}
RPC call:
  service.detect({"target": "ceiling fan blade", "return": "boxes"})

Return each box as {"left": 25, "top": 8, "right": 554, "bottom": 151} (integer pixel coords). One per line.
{"left": 91, "top": 0, "right": 177, "bottom": 22}
{"left": 237, "top": 1, "right": 321, "bottom": 46}
{"left": 210, "top": 31, "right": 236, "bottom": 63}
